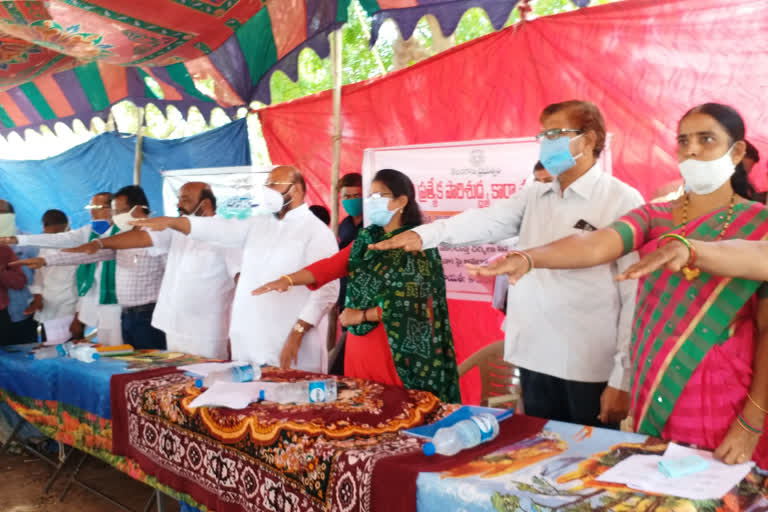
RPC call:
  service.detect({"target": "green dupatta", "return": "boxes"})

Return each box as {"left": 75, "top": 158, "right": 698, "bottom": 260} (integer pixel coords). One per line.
{"left": 345, "top": 226, "right": 461, "bottom": 403}
{"left": 75, "top": 225, "right": 118, "bottom": 305}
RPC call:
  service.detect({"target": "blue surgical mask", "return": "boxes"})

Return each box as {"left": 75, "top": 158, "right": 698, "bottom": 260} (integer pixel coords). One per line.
{"left": 90, "top": 220, "right": 111, "bottom": 235}
{"left": 342, "top": 198, "right": 363, "bottom": 217}
{"left": 365, "top": 195, "right": 396, "bottom": 226}
{"left": 538, "top": 134, "right": 583, "bottom": 176}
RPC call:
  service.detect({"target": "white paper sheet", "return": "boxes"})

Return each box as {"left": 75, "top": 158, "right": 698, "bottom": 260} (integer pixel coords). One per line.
{"left": 42, "top": 316, "right": 75, "bottom": 345}
{"left": 178, "top": 361, "right": 248, "bottom": 377}
{"left": 188, "top": 381, "right": 264, "bottom": 409}
{"left": 597, "top": 443, "right": 754, "bottom": 500}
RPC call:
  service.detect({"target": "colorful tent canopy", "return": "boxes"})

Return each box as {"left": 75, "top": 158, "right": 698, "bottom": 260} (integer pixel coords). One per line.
{"left": 0, "top": 0, "right": 355, "bottom": 135}
{"left": 0, "top": 0, "right": 591, "bottom": 136}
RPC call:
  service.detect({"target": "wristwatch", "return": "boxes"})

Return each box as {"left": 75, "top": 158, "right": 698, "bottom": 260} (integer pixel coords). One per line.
{"left": 293, "top": 323, "right": 306, "bottom": 334}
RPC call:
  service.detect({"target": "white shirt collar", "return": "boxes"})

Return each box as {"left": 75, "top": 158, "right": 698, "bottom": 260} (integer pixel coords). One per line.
{"left": 538, "top": 163, "right": 602, "bottom": 200}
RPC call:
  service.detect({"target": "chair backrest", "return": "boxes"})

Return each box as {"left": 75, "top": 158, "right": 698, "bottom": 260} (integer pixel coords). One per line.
{"left": 457, "top": 340, "right": 519, "bottom": 408}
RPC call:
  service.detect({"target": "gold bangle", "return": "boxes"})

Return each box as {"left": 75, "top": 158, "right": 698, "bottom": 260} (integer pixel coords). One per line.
{"left": 506, "top": 250, "right": 534, "bottom": 274}
{"left": 281, "top": 274, "right": 294, "bottom": 287}
{"left": 748, "top": 393, "right": 768, "bottom": 415}
{"left": 736, "top": 417, "right": 757, "bottom": 435}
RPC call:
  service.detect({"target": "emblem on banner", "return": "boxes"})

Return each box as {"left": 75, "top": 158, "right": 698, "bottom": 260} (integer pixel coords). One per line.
{"left": 469, "top": 149, "right": 485, "bottom": 167}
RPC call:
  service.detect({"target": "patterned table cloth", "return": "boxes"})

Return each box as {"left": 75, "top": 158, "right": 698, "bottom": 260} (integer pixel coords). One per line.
{"left": 111, "top": 366, "right": 459, "bottom": 512}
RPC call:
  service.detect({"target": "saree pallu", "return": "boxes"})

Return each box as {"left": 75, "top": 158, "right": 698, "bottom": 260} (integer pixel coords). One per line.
{"left": 612, "top": 201, "right": 768, "bottom": 465}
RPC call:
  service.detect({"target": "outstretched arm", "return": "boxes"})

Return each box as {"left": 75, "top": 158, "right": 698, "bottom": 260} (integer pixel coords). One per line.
{"left": 467, "top": 228, "right": 625, "bottom": 283}
{"left": 619, "top": 239, "right": 768, "bottom": 282}
{"left": 63, "top": 230, "right": 153, "bottom": 254}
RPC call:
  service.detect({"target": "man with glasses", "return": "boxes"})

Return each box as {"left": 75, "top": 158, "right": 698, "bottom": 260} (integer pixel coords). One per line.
{"left": 129, "top": 165, "right": 339, "bottom": 372}
{"left": 12, "top": 186, "right": 168, "bottom": 349}
{"left": 371, "top": 101, "right": 643, "bottom": 427}
{"left": 0, "top": 192, "right": 123, "bottom": 344}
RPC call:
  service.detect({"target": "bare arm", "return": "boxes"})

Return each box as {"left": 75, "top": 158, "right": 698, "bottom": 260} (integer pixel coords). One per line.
{"left": 129, "top": 217, "right": 191, "bottom": 235}
{"left": 466, "top": 228, "right": 625, "bottom": 283}
{"left": 619, "top": 239, "right": 768, "bottom": 282}
{"left": 251, "top": 269, "right": 316, "bottom": 295}
{"left": 714, "top": 297, "right": 768, "bottom": 464}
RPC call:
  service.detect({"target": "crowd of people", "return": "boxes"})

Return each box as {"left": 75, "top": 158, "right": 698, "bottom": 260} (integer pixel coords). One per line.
{"left": 1, "top": 99, "right": 767, "bottom": 468}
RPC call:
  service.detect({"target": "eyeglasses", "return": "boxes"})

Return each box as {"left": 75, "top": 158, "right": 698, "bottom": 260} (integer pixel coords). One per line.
{"left": 265, "top": 181, "right": 294, "bottom": 187}
{"left": 85, "top": 204, "right": 111, "bottom": 211}
{"left": 367, "top": 192, "right": 394, "bottom": 199}
{"left": 535, "top": 128, "right": 583, "bottom": 141}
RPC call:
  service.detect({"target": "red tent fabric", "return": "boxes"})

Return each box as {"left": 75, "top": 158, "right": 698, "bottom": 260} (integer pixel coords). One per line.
{"left": 258, "top": 0, "right": 768, "bottom": 401}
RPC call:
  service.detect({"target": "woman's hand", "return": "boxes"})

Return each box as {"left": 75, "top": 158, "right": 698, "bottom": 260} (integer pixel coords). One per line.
{"left": 339, "top": 308, "right": 366, "bottom": 327}
{"left": 251, "top": 276, "right": 291, "bottom": 296}
{"left": 714, "top": 417, "right": 762, "bottom": 464}
{"left": 617, "top": 240, "right": 690, "bottom": 281}
{"left": 466, "top": 252, "right": 531, "bottom": 285}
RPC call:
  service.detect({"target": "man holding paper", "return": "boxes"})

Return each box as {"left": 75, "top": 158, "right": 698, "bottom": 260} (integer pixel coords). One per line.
{"left": 0, "top": 193, "right": 122, "bottom": 344}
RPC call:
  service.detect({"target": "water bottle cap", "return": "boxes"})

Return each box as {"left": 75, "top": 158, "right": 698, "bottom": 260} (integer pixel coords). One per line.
{"left": 422, "top": 442, "right": 436, "bottom": 456}
{"left": 195, "top": 379, "right": 204, "bottom": 388}
{"left": 28, "top": 353, "right": 35, "bottom": 360}
{"left": 259, "top": 390, "right": 265, "bottom": 400}
{"left": 92, "top": 353, "right": 100, "bottom": 360}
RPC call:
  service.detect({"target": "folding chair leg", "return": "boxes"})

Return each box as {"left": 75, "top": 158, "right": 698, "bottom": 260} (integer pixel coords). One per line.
{"left": 0, "top": 419, "right": 24, "bottom": 456}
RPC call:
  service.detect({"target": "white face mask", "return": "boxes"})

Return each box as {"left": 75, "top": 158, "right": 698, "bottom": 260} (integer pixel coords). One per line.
{"left": 678, "top": 146, "right": 736, "bottom": 195}
{"left": 258, "top": 186, "right": 288, "bottom": 215}
{"left": 0, "top": 213, "right": 15, "bottom": 237}
{"left": 112, "top": 206, "right": 138, "bottom": 232}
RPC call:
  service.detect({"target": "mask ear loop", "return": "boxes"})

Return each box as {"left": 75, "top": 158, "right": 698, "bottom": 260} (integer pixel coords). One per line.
{"left": 570, "top": 133, "right": 585, "bottom": 161}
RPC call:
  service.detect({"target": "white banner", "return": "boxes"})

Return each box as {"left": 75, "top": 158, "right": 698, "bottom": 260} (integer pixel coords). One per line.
{"left": 161, "top": 166, "right": 271, "bottom": 218}
{"left": 362, "top": 137, "right": 612, "bottom": 301}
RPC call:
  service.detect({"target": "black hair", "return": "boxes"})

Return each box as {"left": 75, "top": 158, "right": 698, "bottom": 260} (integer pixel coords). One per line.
{"left": 309, "top": 205, "right": 331, "bottom": 226}
{"left": 199, "top": 188, "right": 217, "bottom": 211}
{"left": 42, "top": 209, "right": 68, "bottom": 227}
{"left": 681, "top": 103, "right": 755, "bottom": 200}
{"left": 93, "top": 192, "right": 113, "bottom": 203}
{"left": 745, "top": 140, "right": 760, "bottom": 163}
{"left": 338, "top": 173, "right": 363, "bottom": 189}
{"left": 533, "top": 160, "right": 545, "bottom": 172}
{"left": 0, "top": 200, "right": 14, "bottom": 213}
{"left": 372, "top": 169, "right": 423, "bottom": 227}
{"left": 114, "top": 185, "right": 150, "bottom": 213}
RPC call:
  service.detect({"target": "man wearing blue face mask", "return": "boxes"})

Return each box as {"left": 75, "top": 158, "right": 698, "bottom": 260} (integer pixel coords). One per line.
{"left": 0, "top": 192, "right": 122, "bottom": 344}
{"left": 372, "top": 101, "right": 644, "bottom": 427}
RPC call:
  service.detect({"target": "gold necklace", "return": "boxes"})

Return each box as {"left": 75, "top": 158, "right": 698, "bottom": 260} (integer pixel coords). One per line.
{"left": 679, "top": 193, "right": 736, "bottom": 280}
{"left": 681, "top": 193, "right": 736, "bottom": 239}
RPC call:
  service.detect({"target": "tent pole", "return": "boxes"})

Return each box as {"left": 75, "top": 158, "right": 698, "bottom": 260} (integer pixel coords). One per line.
{"left": 327, "top": 28, "right": 343, "bottom": 351}
{"left": 133, "top": 107, "right": 145, "bottom": 186}
{"left": 330, "top": 29, "right": 343, "bottom": 235}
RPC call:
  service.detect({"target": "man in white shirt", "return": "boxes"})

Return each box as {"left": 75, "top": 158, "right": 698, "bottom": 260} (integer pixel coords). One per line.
{"left": 0, "top": 193, "right": 123, "bottom": 344}
{"left": 13, "top": 186, "right": 167, "bottom": 349}
{"left": 63, "top": 182, "right": 241, "bottom": 359}
{"left": 24, "top": 210, "right": 78, "bottom": 330}
{"left": 372, "top": 101, "right": 643, "bottom": 427}
{"left": 131, "top": 166, "right": 339, "bottom": 373}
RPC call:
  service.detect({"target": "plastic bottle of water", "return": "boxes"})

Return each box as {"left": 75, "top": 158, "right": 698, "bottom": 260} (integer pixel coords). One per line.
{"left": 29, "top": 342, "right": 75, "bottom": 360}
{"left": 69, "top": 345, "right": 100, "bottom": 363}
{"left": 422, "top": 413, "right": 500, "bottom": 456}
{"left": 195, "top": 364, "right": 261, "bottom": 388}
{"left": 259, "top": 379, "right": 338, "bottom": 404}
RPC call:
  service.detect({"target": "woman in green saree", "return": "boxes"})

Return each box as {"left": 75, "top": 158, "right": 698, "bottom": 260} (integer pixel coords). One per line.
{"left": 253, "top": 169, "right": 461, "bottom": 403}
{"left": 463, "top": 103, "right": 768, "bottom": 466}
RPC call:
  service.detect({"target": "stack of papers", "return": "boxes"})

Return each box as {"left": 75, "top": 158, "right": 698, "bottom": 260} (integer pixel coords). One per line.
{"left": 597, "top": 443, "right": 754, "bottom": 500}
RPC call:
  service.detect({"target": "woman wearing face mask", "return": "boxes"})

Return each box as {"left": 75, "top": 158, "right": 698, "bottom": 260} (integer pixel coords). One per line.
{"left": 252, "top": 169, "right": 461, "bottom": 403}
{"left": 466, "top": 103, "right": 768, "bottom": 465}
